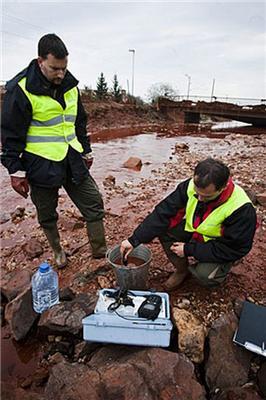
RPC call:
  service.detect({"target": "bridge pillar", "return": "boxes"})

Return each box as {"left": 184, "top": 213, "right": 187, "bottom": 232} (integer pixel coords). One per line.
{"left": 184, "top": 112, "right": 200, "bottom": 124}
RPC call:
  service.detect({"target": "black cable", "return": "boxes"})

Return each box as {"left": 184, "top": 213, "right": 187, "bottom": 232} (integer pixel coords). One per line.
{"left": 114, "top": 310, "right": 166, "bottom": 326}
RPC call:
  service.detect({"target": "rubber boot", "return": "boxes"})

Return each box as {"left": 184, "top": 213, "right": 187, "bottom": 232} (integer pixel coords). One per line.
{"left": 43, "top": 227, "right": 67, "bottom": 269}
{"left": 86, "top": 220, "right": 107, "bottom": 259}
{"left": 163, "top": 258, "right": 189, "bottom": 291}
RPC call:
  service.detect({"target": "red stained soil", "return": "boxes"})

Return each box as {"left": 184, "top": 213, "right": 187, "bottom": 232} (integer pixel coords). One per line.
{"left": 1, "top": 112, "right": 266, "bottom": 389}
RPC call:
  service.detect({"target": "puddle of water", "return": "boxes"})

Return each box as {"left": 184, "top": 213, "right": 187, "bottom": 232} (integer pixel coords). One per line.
{"left": 0, "top": 131, "right": 240, "bottom": 217}
{"left": 90, "top": 132, "right": 233, "bottom": 187}
{"left": 212, "top": 121, "right": 251, "bottom": 130}
{"left": 1, "top": 325, "right": 41, "bottom": 383}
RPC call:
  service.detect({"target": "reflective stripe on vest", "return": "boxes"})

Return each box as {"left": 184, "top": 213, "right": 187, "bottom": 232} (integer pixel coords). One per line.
{"left": 185, "top": 179, "right": 252, "bottom": 242}
{"left": 18, "top": 77, "right": 83, "bottom": 161}
{"left": 30, "top": 114, "right": 76, "bottom": 127}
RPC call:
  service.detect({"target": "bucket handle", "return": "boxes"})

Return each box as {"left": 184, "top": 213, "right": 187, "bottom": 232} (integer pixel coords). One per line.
{"left": 105, "top": 248, "right": 111, "bottom": 259}
{"left": 106, "top": 247, "right": 121, "bottom": 260}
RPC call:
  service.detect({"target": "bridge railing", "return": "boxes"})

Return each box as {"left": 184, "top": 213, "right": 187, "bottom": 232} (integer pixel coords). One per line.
{"left": 171, "top": 95, "right": 266, "bottom": 107}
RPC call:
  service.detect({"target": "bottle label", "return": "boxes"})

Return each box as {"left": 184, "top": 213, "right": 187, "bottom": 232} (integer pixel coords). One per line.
{"left": 37, "top": 290, "right": 51, "bottom": 308}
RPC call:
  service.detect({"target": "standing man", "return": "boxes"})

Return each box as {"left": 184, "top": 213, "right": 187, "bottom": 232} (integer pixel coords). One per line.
{"left": 120, "top": 158, "right": 257, "bottom": 289}
{"left": 1, "top": 33, "right": 107, "bottom": 268}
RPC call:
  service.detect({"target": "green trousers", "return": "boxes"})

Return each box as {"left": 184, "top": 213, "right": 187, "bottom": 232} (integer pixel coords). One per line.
{"left": 159, "top": 222, "right": 233, "bottom": 288}
{"left": 30, "top": 175, "right": 105, "bottom": 231}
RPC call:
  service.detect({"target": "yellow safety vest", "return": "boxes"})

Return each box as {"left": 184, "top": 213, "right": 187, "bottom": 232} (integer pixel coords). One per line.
{"left": 18, "top": 77, "right": 83, "bottom": 161}
{"left": 185, "top": 179, "right": 252, "bottom": 242}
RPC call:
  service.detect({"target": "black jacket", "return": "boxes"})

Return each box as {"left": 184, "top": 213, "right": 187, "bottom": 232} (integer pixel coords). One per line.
{"left": 128, "top": 179, "right": 257, "bottom": 263}
{"left": 1, "top": 60, "right": 91, "bottom": 187}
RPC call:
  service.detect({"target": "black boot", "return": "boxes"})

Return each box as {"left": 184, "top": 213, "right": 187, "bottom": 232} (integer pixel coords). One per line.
{"left": 86, "top": 220, "right": 107, "bottom": 258}
{"left": 43, "top": 227, "right": 67, "bottom": 269}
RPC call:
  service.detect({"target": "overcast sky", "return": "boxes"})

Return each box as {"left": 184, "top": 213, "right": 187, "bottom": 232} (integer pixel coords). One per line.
{"left": 1, "top": 1, "right": 266, "bottom": 101}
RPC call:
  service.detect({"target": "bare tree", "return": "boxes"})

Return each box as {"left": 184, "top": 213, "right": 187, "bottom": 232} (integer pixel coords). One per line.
{"left": 146, "top": 82, "right": 179, "bottom": 103}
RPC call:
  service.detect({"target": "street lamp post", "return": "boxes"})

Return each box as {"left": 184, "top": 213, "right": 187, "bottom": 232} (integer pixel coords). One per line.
{"left": 210, "top": 78, "right": 216, "bottom": 102}
{"left": 129, "top": 49, "right": 135, "bottom": 96}
{"left": 185, "top": 74, "right": 191, "bottom": 100}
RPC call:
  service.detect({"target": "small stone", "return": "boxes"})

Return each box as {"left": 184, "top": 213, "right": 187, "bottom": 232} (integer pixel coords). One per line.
{"left": 20, "top": 376, "right": 33, "bottom": 388}
{"left": 247, "top": 296, "right": 255, "bottom": 303}
{"left": 10, "top": 206, "right": 25, "bottom": 220}
{"left": 47, "top": 335, "right": 55, "bottom": 343}
{"left": 103, "top": 175, "right": 116, "bottom": 186}
{"left": 257, "top": 192, "right": 266, "bottom": 206}
{"left": 48, "top": 352, "right": 65, "bottom": 365}
{"left": 22, "top": 239, "right": 43, "bottom": 259}
{"left": 177, "top": 299, "right": 190, "bottom": 309}
{"left": 206, "top": 312, "right": 212, "bottom": 320}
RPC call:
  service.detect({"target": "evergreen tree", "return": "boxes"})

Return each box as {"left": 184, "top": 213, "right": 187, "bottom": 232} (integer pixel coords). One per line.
{"left": 96, "top": 72, "right": 108, "bottom": 100}
{"left": 112, "top": 74, "right": 122, "bottom": 102}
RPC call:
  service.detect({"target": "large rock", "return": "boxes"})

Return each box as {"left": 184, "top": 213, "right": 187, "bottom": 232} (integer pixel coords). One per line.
{"left": 38, "top": 293, "right": 97, "bottom": 338}
{"left": 213, "top": 386, "right": 263, "bottom": 400}
{"left": 45, "top": 346, "right": 206, "bottom": 400}
{"left": 205, "top": 312, "right": 252, "bottom": 393}
{"left": 45, "top": 359, "right": 99, "bottom": 400}
{"left": 123, "top": 156, "right": 142, "bottom": 170}
{"left": 5, "top": 285, "right": 39, "bottom": 340}
{"left": 1, "top": 381, "right": 44, "bottom": 400}
{"left": 172, "top": 307, "right": 207, "bottom": 363}
{"left": 1, "top": 269, "right": 31, "bottom": 301}
{"left": 257, "top": 362, "right": 266, "bottom": 398}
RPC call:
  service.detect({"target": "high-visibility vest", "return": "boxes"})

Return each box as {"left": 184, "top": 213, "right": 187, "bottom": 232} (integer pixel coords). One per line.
{"left": 18, "top": 77, "right": 83, "bottom": 161}
{"left": 185, "top": 179, "right": 252, "bottom": 242}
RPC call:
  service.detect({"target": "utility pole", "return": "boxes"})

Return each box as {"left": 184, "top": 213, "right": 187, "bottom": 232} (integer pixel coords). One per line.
{"left": 210, "top": 78, "right": 215, "bottom": 102}
{"left": 129, "top": 49, "right": 135, "bottom": 96}
{"left": 185, "top": 74, "right": 191, "bottom": 100}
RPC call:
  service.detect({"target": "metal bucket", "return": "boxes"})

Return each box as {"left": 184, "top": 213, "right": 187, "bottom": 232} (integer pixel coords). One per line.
{"left": 106, "top": 244, "right": 152, "bottom": 290}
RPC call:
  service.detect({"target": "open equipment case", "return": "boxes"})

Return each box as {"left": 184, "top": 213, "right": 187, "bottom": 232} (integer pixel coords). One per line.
{"left": 82, "top": 289, "right": 173, "bottom": 347}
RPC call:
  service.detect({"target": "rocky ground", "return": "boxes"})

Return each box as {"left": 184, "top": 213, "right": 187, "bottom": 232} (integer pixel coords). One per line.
{"left": 1, "top": 105, "right": 266, "bottom": 399}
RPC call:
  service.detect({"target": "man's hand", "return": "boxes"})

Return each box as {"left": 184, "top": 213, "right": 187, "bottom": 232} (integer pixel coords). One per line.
{"left": 82, "top": 153, "right": 94, "bottom": 169}
{"left": 11, "top": 176, "right": 29, "bottom": 199}
{"left": 120, "top": 239, "right": 133, "bottom": 261}
{"left": 170, "top": 242, "right": 185, "bottom": 257}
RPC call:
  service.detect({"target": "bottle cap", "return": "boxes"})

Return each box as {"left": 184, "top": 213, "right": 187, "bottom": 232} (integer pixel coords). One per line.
{"left": 39, "top": 262, "right": 50, "bottom": 273}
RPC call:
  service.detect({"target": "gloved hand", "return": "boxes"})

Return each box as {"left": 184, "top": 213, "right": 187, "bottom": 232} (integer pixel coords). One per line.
{"left": 11, "top": 176, "right": 29, "bottom": 199}
{"left": 120, "top": 239, "right": 133, "bottom": 261}
{"left": 82, "top": 153, "right": 94, "bottom": 169}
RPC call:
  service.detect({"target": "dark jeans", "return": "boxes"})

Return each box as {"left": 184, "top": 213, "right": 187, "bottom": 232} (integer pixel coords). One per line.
{"left": 159, "top": 222, "right": 233, "bottom": 287}
{"left": 30, "top": 175, "right": 105, "bottom": 231}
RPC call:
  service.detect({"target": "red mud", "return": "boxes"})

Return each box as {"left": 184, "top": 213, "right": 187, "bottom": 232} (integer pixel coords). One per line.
{"left": 1, "top": 121, "right": 266, "bottom": 389}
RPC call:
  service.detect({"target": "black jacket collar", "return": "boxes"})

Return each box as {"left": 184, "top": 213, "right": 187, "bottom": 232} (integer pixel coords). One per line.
{"left": 6, "top": 59, "right": 79, "bottom": 95}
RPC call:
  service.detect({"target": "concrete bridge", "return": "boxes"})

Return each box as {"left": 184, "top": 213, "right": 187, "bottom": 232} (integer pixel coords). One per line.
{"left": 157, "top": 98, "right": 266, "bottom": 127}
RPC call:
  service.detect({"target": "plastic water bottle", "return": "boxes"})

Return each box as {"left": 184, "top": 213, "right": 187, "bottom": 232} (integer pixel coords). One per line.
{"left": 32, "top": 262, "right": 59, "bottom": 313}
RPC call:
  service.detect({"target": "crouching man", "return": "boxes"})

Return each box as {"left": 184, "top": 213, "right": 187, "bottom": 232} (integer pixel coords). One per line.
{"left": 120, "top": 158, "right": 257, "bottom": 290}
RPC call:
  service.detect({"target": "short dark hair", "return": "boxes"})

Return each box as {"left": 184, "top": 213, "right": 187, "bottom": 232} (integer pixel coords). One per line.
{"left": 194, "top": 158, "right": 230, "bottom": 190}
{"left": 38, "top": 34, "right": 69, "bottom": 59}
